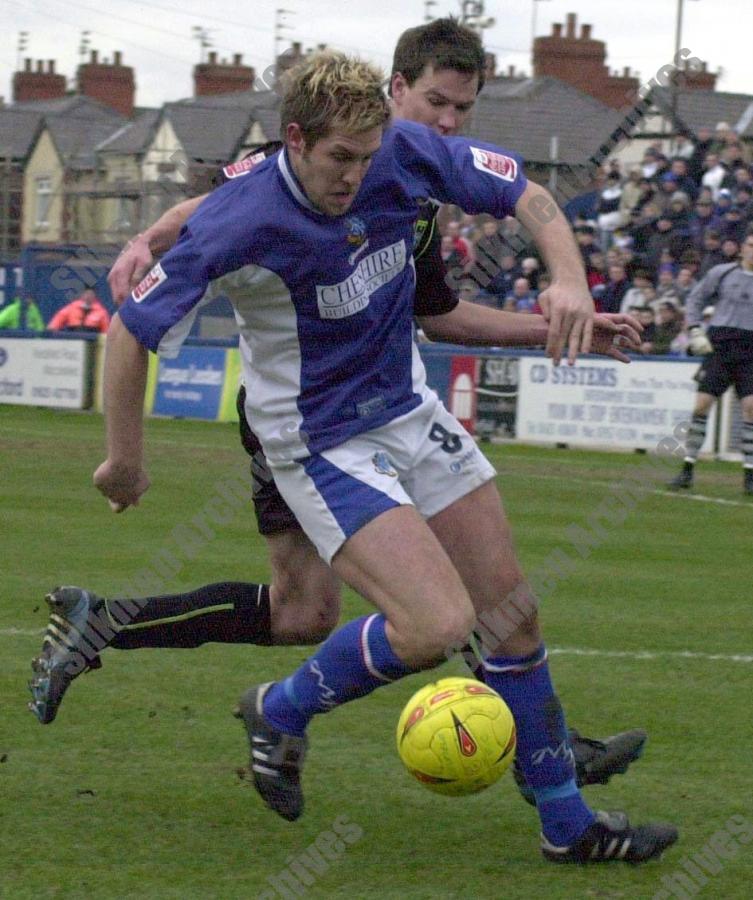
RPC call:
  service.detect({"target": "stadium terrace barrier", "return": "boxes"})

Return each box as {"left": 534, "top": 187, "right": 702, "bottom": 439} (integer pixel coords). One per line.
{"left": 4, "top": 334, "right": 742, "bottom": 460}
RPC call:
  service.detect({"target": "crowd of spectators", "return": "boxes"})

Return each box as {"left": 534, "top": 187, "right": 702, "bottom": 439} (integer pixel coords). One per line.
{"left": 0, "top": 289, "right": 110, "bottom": 334}
{"left": 437, "top": 122, "right": 753, "bottom": 356}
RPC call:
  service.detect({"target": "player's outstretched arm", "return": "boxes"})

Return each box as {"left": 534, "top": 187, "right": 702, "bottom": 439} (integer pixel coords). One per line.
{"left": 108, "top": 195, "right": 208, "bottom": 304}
{"left": 93, "top": 313, "right": 151, "bottom": 512}
{"left": 419, "top": 303, "right": 641, "bottom": 363}
{"left": 514, "top": 181, "right": 594, "bottom": 366}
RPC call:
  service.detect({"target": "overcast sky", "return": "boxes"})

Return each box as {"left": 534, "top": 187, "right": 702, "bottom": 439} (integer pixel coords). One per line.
{"left": 2, "top": 0, "right": 751, "bottom": 112}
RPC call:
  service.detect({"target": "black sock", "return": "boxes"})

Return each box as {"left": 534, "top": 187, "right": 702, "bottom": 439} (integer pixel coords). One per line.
{"left": 108, "top": 583, "right": 272, "bottom": 649}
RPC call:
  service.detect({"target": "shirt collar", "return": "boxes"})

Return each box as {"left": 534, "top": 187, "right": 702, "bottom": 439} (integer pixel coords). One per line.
{"left": 277, "top": 148, "right": 320, "bottom": 215}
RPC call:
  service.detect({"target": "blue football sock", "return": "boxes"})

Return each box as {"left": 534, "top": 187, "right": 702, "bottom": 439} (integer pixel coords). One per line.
{"left": 263, "top": 614, "right": 413, "bottom": 736}
{"left": 483, "top": 645, "right": 595, "bottom": 846}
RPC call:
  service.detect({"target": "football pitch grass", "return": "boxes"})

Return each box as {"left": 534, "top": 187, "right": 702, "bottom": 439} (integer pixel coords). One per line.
{"left": 2, "top": 405, "right": 752, "bottom": 899}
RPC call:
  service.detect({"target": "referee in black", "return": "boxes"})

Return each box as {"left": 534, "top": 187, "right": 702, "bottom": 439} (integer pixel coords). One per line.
{"left": 670, "top": 232, "right": 753, "bottom": 494}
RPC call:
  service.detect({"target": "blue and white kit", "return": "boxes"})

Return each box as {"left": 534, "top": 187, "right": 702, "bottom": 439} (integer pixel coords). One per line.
{"left": 119, "top": 119, "right": 527, "bottom": 560}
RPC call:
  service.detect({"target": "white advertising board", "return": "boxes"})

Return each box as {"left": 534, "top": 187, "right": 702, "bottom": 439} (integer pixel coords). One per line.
{"left": 0, "top": 337, "right": 89, "bottom": 409}
{"left": 517, "top": 356, "right": 715, "bottom": 453}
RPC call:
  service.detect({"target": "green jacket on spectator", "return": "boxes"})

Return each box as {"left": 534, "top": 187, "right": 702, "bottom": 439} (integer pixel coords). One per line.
{"left": 0, "top": 296, "right": 45, "bottom": 331}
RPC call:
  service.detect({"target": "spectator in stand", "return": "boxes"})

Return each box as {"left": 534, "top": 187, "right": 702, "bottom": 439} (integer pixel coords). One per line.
{"left": 665, "top": 191, "right": 692, "bottom": 238}
{"left": 628, "top": 201, "right": 660, "bottom": 258}
{"left": 619, "top": 168, "right": 643, "bottom": 221}
{"left": 585, "top": 251, "right": 607, "bottom": 292}
{"left": 668, "top": 158, "right": 698, "bottom": 201}
{"left": 641, "top": 146, "right": 665, "bottom": 180}
{"left": 440, "top": 234, "right": 464, "bottom": 271}
{"left": 674, "top": 135, "right": 696, "bottom": 161}
{"left": 720, "top": 143, "right": 746, "bottom": 179}
{"left": 716, "top": 188, "right": 734, "bottom": 218}
{"left": 722, "top": 206, "right": 747, "bottom": 244}
{"left": 732, "top": 165, "right": 753, "bottom": 197}
{"left": 574, "top": 223, "right": 601, "bottom": 265}
{"left": 484, "top": 253, "right": 519, "bottom": 306}
{"left": 47, "top": 289, "right": 110, "bottom": 334}
{"left": 699, "top": 229, "right": 725, "bottom": 275}
{"left": 0, "top": 292, "right": 44, "bottom": 331}
{"left": 674, "top": 266, "right": 697, "bottom": 306}
{"left": 632, "top": 178, "right": 658, "bottom": 219}
{"left": 504, "top": 277, "right": 537, "bottom": 313}
{"left": 689, "top": 196, "right": 720, "bottom": 249}
{"left": 620, "top": 269, "right": 655, "bottom": 313}
{"left": 651, "top": 301, "right": 684, "bottom": 355}
{"left": 595, "top": 171, "right": 623, "bottom": 247}
{"left": 721, "top": 237, "right": 741, "bottom": 264}
{"left": 563, "top": 179, "right": 603, "bottom": 223}
{"left": 632, "top": 305, "right": 657, "bottom": 352}
{"left": 687, "top": 127, "right": 714, "bottom": 184}
{"left": 656, "top": 264, "right": 679, "bottom": 300}
{"left": 600, "top": 261, "right": 631, "bottom": 313}
{"left": 444, "top": 219, "right": 476, "bottom": 271}
{"left": 679, "top": 248, "right": 702, "bottom": 275}
{"left": 521, "top": 256, "right": 540, "bottom": 291}
{"left": 735, "top": 184, "right": 753, "bottom": 221}
{"left": 701, "top": 152, "right": 728, "bottom": 201}
{"left": 645, "top": 215, "right": 685, "bottom": 275}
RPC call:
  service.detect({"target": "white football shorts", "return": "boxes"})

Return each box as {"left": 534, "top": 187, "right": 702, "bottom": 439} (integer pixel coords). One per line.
{"left": 267, "top": 395, "right": 496, "bottom": 563}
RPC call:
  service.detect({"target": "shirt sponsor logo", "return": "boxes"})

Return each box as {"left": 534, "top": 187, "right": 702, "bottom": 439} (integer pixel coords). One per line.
{"left": 132, "top": 263, "right": 167, "bottom": 303}
{"left": 222, "top": 151, "right": 266, "bottom": 180}
{"left": 470, "top": 147, "right": 518, "bottom": 183}
{"left": 316, "top": 240, "right": 406, "bottom": 320}
{"left": 348, "top": 239, "right": 370, "bottom": 266}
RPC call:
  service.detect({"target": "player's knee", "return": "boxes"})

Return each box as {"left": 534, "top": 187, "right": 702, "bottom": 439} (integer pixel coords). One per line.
{"left": 272, "top": 581, "right": 341, "bottom": 645}
{"left": 304, "top": 589, "right": 341, "bottom": 641}
{"left": 404, "top": 602, "right": 477, "bottom": 662}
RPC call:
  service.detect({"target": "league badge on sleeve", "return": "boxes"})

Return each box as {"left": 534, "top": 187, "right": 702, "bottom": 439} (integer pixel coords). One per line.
{"left": 470, "top": 147, "right": 518, "bottom": 183}
{"left": 132, "top": 263, "right": 167, "bottom": 303}
{"left": 222, "top": 151, "right": 267, "bottom": 180}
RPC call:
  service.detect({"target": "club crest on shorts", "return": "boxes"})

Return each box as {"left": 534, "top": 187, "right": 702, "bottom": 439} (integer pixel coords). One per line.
{"left": 372, "top": 451, "right": 397, "bottom": 477}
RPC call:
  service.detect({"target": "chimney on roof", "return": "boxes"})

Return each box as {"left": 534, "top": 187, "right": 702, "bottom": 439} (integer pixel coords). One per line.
{"left": 13, "top": 56, "right": 67, "bottom": 103}
{"left": 77, "top": 49, "right": 135, "bottom": 118}
{"left": 533, "top": 12, "right": 640, "bottom": 109}
{"left": 194, "top": 51, "right": 256, "bottom": 96}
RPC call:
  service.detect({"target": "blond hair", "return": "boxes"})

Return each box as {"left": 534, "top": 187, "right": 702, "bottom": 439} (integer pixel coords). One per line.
{"left": 280, "top": 51, "right": 391, "bottom": 146}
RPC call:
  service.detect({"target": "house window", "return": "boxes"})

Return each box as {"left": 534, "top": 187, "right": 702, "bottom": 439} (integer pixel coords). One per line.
{"left": 35, "top": 176, "right": 52, "bottom": 227}
{"left": 116, "top": 197, "right": 132, "bottom": 229}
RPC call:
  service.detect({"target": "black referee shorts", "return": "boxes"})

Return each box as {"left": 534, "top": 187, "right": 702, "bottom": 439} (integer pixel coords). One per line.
{"left": 695, "top": 339, "right": 753, "bottom": 399}
{"left": 236, "top": 386, "right": 301, "bottom": 535}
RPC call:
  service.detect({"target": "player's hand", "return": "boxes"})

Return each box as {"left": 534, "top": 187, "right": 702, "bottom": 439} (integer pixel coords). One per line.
{"left": 93, "top": 459, "right": 150, "bottom": 512}
{"left": 591, "top": 312, "right": 643, "bottom": 363}
{"left": 538, "top": 282, "right": 594, "bottom": 367}
{"left": 108, "top": 234, "right": 153, "bottom": 305}
{"left": 688, "top": 325, "right": 713, "bottom": 356}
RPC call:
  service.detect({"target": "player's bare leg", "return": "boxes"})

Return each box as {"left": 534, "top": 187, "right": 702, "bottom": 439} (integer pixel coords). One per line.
{"left": 237, "top": 504, "right": 476, "bottom": 820}
{"left": 266, "top": 528, "right": 341, "bottom": 644}
{"left": 427, "top": 481, "right": 675, "bottom": 863}
{"left": 427, "top": 481, "right": 647, "bottom": 800}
